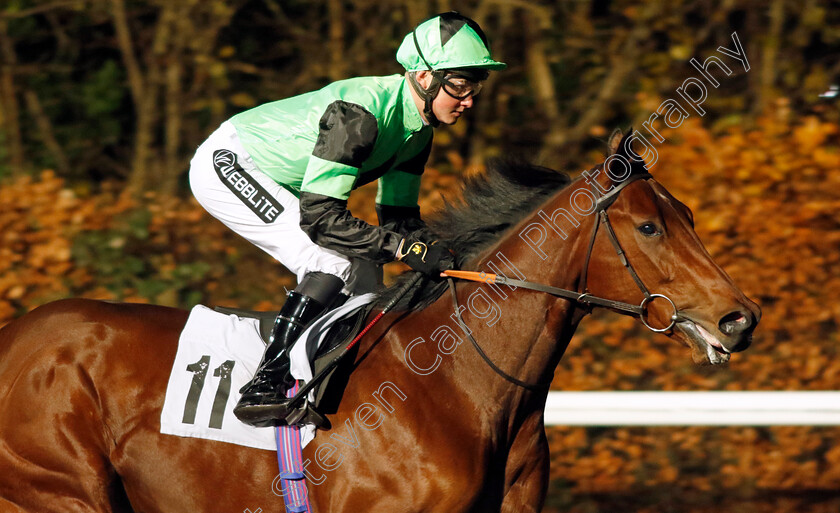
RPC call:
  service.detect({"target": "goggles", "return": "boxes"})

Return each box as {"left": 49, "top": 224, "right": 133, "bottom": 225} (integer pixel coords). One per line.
{"left": 439, "top": 74, "right": 484, "bottom": 100}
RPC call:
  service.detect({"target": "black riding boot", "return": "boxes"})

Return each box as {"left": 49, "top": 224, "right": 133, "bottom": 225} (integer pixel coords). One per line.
{"left": 233, "top": 273, "right": 344, "bottom": 427}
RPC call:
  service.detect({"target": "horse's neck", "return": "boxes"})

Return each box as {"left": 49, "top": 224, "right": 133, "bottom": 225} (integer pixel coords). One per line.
{"left": 448, "top": 183, "right": 594, "bottom": 412}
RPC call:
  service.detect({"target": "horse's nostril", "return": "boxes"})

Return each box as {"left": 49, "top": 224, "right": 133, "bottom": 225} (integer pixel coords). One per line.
{"left": 718, "top": 310, "right": 752, "bottom": 336}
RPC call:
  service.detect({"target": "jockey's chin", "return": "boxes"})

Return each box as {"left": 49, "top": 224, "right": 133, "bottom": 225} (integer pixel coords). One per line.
{"left": 438, "top": 112, "right": 463, "bottom": 125}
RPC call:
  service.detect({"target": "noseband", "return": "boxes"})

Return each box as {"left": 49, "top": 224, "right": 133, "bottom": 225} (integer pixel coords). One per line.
{"left": 448, "top": 171, "right": 680, "bottom": 390}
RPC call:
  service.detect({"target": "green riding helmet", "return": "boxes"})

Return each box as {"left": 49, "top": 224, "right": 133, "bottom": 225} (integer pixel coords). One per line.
{"left": 397, "top": 12, "right": 507, "bottom": 72}
{"left": 397, "top": 12, "right": 506, "bottom": 126}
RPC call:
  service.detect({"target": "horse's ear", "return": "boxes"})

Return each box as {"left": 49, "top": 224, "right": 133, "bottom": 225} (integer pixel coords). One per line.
{"left": 617, "top": 127, "right": 636, "bottom": 158}
{"left": 607, "top": 127, "right": 649, "bottom": 179}
{"left": 608, "top": 128, "right": 623, "bottom": 154}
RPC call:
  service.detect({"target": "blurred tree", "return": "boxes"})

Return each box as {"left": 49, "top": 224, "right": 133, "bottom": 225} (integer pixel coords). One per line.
{"left": 0, "top": 17, "right": 24, "bottom": 176}
{"left": 107, "top": 0, "right": 244, "bottom": 194}
{"left": 0, "top": 0, "right": 837, "bottom": 189}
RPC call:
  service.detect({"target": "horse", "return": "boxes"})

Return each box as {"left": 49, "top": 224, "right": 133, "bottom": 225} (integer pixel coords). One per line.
{"left": 0, "top": 130, "right": 760, "bottom": 513}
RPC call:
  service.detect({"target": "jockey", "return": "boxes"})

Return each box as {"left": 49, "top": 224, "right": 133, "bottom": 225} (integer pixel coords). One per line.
{"left": 188, "top": 12, "right": 505, "bottom": 427}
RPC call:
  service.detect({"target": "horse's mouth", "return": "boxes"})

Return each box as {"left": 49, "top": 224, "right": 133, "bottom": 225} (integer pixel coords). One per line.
{"left": 675, "top": 319, "right": 731, "bottom": 365}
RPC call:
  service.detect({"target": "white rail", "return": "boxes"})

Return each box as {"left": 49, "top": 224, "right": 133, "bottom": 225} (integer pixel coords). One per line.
{"left": 544, "top": 392, "right": 840, "bottom": 426}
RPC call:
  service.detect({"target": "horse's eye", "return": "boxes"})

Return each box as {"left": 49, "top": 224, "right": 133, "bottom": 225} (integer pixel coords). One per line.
{"left": 638, "top": 222, "right": 661, "bottom": 236}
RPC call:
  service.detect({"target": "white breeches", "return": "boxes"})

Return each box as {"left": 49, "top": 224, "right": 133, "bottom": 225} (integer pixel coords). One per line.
{"left": 188, "top": 121, "right": 379, "bottom": 295}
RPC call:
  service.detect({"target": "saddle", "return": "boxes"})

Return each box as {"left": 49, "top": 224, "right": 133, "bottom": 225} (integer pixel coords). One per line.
{"left": 214, "top": 302, "right": 375, "bottom": 427}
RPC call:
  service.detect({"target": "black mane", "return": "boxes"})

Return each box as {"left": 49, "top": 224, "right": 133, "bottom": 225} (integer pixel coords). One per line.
{"left": 378, "top": 158, "right": 571, "bottom": 310}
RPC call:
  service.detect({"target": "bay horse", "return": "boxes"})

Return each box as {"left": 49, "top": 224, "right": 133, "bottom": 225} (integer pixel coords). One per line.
{"left": 0, "top": 131, "right": 759, "bottom": 513}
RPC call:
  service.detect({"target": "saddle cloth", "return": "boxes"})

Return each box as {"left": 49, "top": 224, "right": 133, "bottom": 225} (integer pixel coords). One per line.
{"left": 160, "top": 294, "right": 375, "bottom": 450}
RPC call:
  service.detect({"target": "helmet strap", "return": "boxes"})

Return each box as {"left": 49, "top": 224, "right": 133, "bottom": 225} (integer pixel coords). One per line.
{"left": 409, "top": 71, "right": 442, "bottom": 127}
{"left": 410, "top": 28, "right": 447, "bottom": 127}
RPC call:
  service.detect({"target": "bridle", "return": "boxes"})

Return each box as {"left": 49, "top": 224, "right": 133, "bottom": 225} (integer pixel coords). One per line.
{"left": 579, "top": 172, "right": 679, "bottom": 332}
{"left": 447, "top": 171, "right": 681, "bottom": 391}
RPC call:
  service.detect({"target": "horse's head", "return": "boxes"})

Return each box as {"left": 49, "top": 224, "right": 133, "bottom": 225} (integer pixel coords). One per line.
{"left": 580, "top": 129, "right": 760, "bottom": 364}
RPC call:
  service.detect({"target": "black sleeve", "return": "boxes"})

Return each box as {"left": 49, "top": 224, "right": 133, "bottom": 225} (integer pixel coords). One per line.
{"left": 299, "top": 192, "right": 402, "bottom": 264}
{"left": 312, "top": 101, "right": 378, "bottom": 167}
{"left": 375, "top": 204, "right": 430, "bottom": 237}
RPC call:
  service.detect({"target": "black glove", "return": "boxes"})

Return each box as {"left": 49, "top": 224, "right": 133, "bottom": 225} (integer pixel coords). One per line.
{"left": 395, "top": 231, "right": 456, "bottom": 276}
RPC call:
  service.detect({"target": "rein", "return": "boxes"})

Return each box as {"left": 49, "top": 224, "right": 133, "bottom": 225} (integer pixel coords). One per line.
{"left": 445, "top": 172, "right": 680, "bottom": 391}
{"left": 448, "top": 278, "right": 552, "bottom": 391}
